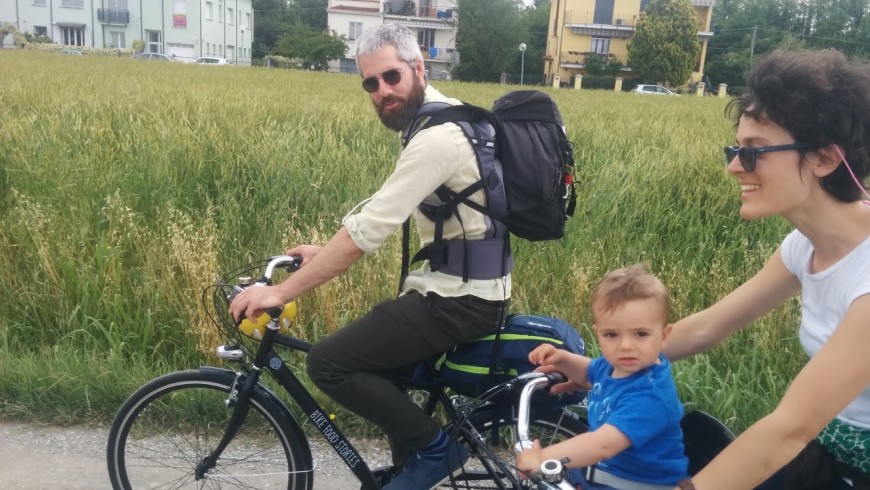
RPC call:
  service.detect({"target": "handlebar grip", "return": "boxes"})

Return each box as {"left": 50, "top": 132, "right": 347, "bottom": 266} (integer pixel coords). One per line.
{"left": 264, "top": 306, "right": 284, "bottom": 318}
{"left": 545, "top": 372, "right": 567, "bottom": 385}
{"left": 270, "top": 254, "right": 303, "bottom": 272}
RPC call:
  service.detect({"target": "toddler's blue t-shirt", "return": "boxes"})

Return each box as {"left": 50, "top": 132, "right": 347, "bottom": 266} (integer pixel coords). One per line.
{"left": 585, "top": 354, "right": 688, "bottom": 485}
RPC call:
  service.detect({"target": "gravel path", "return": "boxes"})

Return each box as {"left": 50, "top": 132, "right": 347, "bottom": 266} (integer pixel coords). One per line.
{"left": 0, "top": 421, "right": 392, "bottom": 489}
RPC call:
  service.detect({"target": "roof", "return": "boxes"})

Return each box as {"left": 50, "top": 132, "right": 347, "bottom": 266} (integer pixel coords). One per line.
{"left": 328, "top": 4, "right": 379, "bottom": 13}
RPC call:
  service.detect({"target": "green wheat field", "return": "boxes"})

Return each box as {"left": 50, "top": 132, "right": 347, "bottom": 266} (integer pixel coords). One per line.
{"left": 0, "top": 50, "right": 802, "bottom": 435}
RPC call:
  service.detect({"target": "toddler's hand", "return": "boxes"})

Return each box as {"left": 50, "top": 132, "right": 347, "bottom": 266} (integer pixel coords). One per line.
{"left": 516, "top": 440, "right": 544, "bottom": 480}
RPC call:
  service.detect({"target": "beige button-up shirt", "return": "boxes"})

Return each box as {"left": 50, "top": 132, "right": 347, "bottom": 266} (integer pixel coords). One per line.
{"left": 342, "top": 85, "right": 511, "bottom": 301}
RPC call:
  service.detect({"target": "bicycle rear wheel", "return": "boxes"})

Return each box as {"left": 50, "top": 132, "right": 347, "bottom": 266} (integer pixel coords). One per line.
{"left": 445, "top": 403, "right": 588, "bottom": 489}
{"left": 107, "top": 368, "right": 313, "bottom": 490}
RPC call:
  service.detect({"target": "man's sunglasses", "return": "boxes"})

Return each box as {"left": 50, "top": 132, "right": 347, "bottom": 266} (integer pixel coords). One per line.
{"left": 723, "top": 143, "right": 809, "bottom": 172}
{"left": 362, "top": 68, "right": 403, "bottom": 93}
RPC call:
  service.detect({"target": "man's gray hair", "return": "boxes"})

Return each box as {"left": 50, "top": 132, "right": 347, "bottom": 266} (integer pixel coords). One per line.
{"left": 355, "top": 24, "right": 423, "bottom": 69}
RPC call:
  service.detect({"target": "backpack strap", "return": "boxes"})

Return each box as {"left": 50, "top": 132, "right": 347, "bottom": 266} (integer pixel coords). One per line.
{"left": 399, "top": 102, "right": 512, "bottom": 288}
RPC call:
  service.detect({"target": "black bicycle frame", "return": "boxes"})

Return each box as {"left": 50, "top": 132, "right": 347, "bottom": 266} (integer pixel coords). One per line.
{"left": 198, "top": 316, "right": 518, "bottom": 490}
{"left": 197, "top": 322, "right": 382, "bottom": 488}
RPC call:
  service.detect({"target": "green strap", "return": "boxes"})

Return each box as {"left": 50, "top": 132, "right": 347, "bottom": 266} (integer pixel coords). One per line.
{"left": 443, "top": 359, "right": 519, "bottom": 377}
{"left": 472, "top": 334, "right": 564, "bottom": 345}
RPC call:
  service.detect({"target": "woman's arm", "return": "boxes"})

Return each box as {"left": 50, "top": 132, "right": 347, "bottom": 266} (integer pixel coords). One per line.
{"left": 664, "top": 248, "right": 800, "bottom": 361}
{"left": 687, "top": 294, "right": 870, "bottom": 489}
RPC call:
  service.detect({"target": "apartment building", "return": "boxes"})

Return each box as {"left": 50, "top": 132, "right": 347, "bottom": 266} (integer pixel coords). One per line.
{"left": 326, "top": 0, "right": 458, "bottom": 79}
{"left": 544, "top": 0, "right": 714, "bottom": 86}
{"left": 0, "top": 0, "right": 253, "bottom": 64}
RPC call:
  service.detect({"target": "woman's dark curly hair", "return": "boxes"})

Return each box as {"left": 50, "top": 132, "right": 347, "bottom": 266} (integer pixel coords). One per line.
{"left": 726, "top": 49, "right": 870, "bottom": 202}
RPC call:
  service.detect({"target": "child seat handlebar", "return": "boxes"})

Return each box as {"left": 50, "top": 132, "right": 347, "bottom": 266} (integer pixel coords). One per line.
{"left": 513, "top": 371, "right": 576, "bottom": 490}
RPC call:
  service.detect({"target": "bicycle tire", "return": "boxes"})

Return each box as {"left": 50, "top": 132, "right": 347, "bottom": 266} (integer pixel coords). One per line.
{"left": 107, "top": 368, "right": 313, "bottom": 490}
{"left": 445, "top": 404, "right": 588, "bottom": 489}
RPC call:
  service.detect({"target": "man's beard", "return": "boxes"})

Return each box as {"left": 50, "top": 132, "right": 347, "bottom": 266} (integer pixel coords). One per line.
{"left": 375, "top": 77, "right": 426, "bottom": 132}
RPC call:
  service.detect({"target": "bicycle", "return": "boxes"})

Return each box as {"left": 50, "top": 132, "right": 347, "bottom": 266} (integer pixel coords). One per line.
{"left": 106, "top": 255, "right": 589, "bottom": 489}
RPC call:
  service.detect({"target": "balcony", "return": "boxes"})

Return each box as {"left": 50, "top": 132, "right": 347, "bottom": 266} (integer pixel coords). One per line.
{"left": 383, "top": 1, "right": 456, "bottom": 29}
{"left": 422, "top": 46, "right": 456, "bottom": 63}
{"left": 97, "top": 8, "right": 130, "bottom": 25}
{"left": 564, "top": 11, "right": 636, "bottom": 38}
{"left": 559, "top": 51, "right": 621, "bottom": 69}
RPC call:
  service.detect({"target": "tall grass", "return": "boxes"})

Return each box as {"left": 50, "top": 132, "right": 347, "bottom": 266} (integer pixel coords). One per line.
{"left": 0, "top": 51, "right": 801, "bottom": 433}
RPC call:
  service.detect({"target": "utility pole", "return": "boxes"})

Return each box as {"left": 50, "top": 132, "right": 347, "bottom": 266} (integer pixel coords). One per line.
{"left": 750, "top": 24, "right": 757, "bottom": 59}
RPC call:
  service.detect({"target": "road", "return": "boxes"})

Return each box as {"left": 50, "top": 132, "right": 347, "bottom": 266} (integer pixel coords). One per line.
{"left": 0, "top": 421, "right": 392, "bottom": 489}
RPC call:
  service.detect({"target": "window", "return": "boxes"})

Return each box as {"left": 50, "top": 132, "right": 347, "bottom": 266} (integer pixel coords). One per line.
{"left": 590, "top": 37, "right": 610, "bottom": 54}
{"left": 33, "top": 0, "right": 46, "bottom": 5}
{"left": 61, "top": 0, "right": 84, "bottom": 7}
{"left": 246, "top": 12, "right": 251, "bottom": 26}
{"left": 227, "top": 8, "right": 233, "bottom": 25}
{"left": 592, "top": 0, "right": 614, "bottom": 24}
{"left": 34, "top": 26, "right": 47, "bottom": 36}
{"left": 206, "top": 2, "right": 213, "bottom": 20}
{"left": 417, "top": 28, "right": 434, "bottom": 49}
{"left": 146, "top": 29, "right": 162, "bottom": 53}
{"left": 60, "top": 26, "right": 85, "bottom": 45}
{"left": 348, "top": 21, "right": 362, "bottom": 40}
{"left": 110, "top": 31, "right": 125, "bottom": 48}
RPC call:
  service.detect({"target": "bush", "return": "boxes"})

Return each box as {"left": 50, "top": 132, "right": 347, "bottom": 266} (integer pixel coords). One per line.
{"left": 263, "top": 54, "right": 303, "bottom": 69}
{"left": 23, "top": 43, "right": 135, "bottom": 57}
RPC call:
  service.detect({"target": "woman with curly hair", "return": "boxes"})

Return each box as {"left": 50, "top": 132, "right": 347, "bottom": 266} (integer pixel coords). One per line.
{"left": 666, "top": 49, "right": 870, "bottom": 490}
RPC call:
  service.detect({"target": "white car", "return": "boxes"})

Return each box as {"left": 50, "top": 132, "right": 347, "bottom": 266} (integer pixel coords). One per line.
{"left": 632, "top": 84, "right": 679, "bottom": 95}
{"left": 193, "top": 57, "right": 231, "bottom": 65}
{"left": 133, "top": 52, "right": 176, "bottom": 62}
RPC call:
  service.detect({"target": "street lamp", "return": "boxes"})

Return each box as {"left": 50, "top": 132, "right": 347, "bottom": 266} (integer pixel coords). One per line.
{"left": 239, "top": 25, "right": 246, "bottom": 65}
{"left": 518, "top": 42, "right": 527, "bottom": 85}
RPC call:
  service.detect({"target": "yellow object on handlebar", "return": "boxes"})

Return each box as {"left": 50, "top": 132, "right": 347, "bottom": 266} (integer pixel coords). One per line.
{"left": 238, "top": 301, "right": 297, "bottom": 341}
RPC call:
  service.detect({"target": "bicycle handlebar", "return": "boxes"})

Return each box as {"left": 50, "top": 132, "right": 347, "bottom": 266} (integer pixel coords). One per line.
{"left": 513, "top": 371, "right": 576, "bottom": 490}
{"left": 261, "top": 255, "right": 303, "bottom": 281}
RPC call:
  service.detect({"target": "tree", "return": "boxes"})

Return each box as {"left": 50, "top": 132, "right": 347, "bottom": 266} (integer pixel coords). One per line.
{"left": 454, "top": 0, "right": 524, "bottom": 83}
{"left": 291, "top": 0, "right": 327, "bottom": 30}
{"left": 508, "top": 0, "right": 551, "bottom": 84}
{"left": 273, "top": 25, "right": 348, "bottom": 70}
{"left": 627, "top": 0, "right": 700, "bottom": 86}
{"left": 253, "top": 0, "right": 295, "bottom": 59}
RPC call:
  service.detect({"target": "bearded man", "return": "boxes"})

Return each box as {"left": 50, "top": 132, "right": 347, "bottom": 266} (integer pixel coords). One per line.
{"left": 230, "top": 24, "right": 510, "bottom": 489}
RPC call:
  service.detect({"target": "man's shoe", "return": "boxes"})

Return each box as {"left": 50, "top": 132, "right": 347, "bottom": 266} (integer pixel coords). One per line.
{"left": 362, "top": 465, "right": 402, "bottom": 489}
{"left": 383, "top": 442, "right": 469, "bottom": 489}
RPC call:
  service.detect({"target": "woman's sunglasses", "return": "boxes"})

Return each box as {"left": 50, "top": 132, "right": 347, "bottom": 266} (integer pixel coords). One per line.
{"left": 723, "top": 143, "right": 809, "bottom": 172}
{"left": 361, "top": 68, "right": 403, "bottom": 93}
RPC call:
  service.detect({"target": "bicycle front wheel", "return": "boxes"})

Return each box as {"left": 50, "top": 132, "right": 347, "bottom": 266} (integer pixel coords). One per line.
{"left": 107, "top": 368, "right": 312, "bottom": 490}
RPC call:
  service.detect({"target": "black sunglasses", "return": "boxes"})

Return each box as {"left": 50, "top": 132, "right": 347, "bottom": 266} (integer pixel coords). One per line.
{"left": 361, "top": 68, "right": 403, "bottom": 93}
{"left": 723, "top": 143, "right": 809, "bottom": 172}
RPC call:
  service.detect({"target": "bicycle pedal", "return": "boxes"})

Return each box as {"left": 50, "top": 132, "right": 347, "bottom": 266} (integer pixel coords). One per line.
{"left": 367, "top": 465, "right": 401, "bottom": 487}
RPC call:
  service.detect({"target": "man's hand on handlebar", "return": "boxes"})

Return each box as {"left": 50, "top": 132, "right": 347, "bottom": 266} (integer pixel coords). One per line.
{"left": 285, "top": 244, "right": 321, "bottom": 268}
{"left": 229, "top": 283, "right": 288, "bottom": 323}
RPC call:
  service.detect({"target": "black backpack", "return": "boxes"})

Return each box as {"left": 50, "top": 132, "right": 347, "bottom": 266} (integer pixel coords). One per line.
{"left": 399, "top": 90, "right": 577, "bottom": 286}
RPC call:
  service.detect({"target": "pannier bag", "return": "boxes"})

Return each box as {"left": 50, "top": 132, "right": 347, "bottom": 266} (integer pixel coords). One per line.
{"left": 426, "top": 314, "right": 586, "bottom": 406}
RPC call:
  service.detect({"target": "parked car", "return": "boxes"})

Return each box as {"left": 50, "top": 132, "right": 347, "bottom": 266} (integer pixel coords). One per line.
{"left": 133, "top": 52, "right": 176, "bottom": 61}
{"left": 193, "top": 56, "right": 231, "bottom": 65}
{"left": 632, "top": 84, "right": 679, "bottom": 96}
{"left": 59, "top": 49, "right": 83, "bottom": 56}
